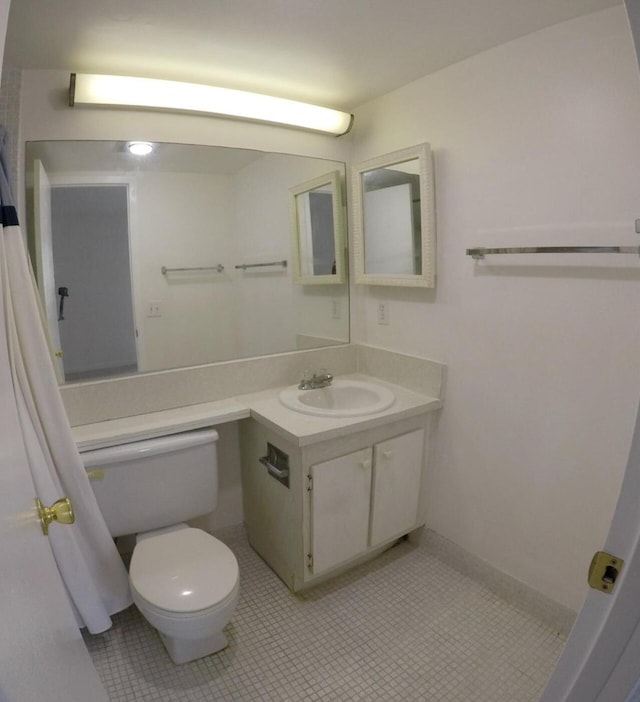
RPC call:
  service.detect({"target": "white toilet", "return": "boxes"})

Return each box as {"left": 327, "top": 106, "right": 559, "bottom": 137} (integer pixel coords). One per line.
{"left": 81, "top": 428, "right": 239, "bottom": 664}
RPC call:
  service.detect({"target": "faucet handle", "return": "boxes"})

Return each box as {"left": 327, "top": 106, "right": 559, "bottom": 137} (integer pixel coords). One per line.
{"left": 298, "top": 369, "right": 313, "bottom": 389}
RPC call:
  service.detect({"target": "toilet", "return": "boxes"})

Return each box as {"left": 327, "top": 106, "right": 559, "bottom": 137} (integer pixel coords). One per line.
{"left": 80, "top": 428, "right": 239, "bottom": 664}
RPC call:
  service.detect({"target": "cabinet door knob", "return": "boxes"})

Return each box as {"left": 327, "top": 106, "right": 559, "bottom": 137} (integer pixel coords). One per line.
{"left": 359, "top": 459, "right": 371, "bottom": 470}
{"left": 382, "top": 450, "right": 393, "bottom": 460}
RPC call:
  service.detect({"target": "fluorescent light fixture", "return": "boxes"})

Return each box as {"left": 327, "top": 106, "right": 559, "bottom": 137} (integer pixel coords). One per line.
{"left": 127, "top": 141, "right": 154, "bottom": 156}
{"left": 69, "top": 73, "right": 354, "bottom": 136}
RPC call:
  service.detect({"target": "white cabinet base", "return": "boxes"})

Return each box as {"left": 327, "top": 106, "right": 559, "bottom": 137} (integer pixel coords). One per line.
{"left": 240, "top": 412, "right": 432, "bottom": 592}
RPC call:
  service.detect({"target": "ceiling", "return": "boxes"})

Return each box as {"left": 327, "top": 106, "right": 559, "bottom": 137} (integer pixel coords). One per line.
{"left": 4, "top": 0, "right": 621, "bottom": 112}
{"left": 27, "top": 140, "right": 267, "bottom": 175}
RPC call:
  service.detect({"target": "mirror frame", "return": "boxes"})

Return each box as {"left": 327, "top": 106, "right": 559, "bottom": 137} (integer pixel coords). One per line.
{"left": 352, "top": 142, "right": 435, "bottom": 287}
{"left": 289, "top": 170, "right": 345, "bottom": 285}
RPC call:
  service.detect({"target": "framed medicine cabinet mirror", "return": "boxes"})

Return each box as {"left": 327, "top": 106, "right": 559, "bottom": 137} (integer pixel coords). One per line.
{"left": 352, "top": 143, "right": 435, "bottom": 287}
{"left": 290, "top": 170, "right": 345, "bottom": 285}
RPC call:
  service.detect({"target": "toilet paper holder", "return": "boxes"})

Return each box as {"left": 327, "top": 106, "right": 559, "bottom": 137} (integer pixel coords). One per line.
{"left": 259, "top": 442, "right": 290, "bottom": 488}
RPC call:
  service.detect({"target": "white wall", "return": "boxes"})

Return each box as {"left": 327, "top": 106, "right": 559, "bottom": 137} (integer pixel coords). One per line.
{"left": 17, "top": 12, "right": 640, "bottom": 612}
{"left": 350, "top": 6, "right": 640, "bottom": 611}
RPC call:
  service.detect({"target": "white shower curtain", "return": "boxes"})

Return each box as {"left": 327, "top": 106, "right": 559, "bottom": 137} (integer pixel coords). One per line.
{"left": 0, "top": 128, "right": 132, "bottom": 633}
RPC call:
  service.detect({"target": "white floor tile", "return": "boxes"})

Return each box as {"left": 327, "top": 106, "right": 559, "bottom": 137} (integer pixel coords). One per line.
{"left": 83, "top": 527, "right": 565, "bottom": 701}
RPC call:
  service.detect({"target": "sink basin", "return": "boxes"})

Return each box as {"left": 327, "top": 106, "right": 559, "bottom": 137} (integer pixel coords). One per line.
{"left": 279, "top": 379, "right": 395, "bottom": 417}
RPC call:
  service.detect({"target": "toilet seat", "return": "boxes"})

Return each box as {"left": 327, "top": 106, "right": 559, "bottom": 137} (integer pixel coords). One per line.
{"left": 132, "top": 581, "right": 238, "bottom": 621}
{"left": 129, "top": 527, "right": 239, "bottom": 614}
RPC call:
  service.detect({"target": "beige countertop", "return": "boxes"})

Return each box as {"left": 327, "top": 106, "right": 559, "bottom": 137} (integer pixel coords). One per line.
{"left": 239, "top": 374, "right": 441, "bottom": 446}
{"left": 72, "top": 374, "right": 441, "bottom": 450}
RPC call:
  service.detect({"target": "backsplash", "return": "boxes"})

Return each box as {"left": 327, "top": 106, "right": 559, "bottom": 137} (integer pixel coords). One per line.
{"left": 62, "top": 345, "right": 357, "bottom": 425}
{"left": 356, "top": 344, "right": 446, "bottom": 399}
{"left": 61, "top": 343, "right": 445, "bottom": 426}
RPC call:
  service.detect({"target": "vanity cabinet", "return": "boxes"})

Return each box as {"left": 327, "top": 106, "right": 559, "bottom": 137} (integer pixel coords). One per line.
{"left": 309, "top": 429, "right": 424, "bottom": 576}
{"left": 240, "top": 413, "right": 430, "bottom": 591}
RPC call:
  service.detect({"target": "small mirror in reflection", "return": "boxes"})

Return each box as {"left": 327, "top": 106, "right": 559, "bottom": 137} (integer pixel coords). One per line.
{"left": 290, "top": 170, "right": 345, "bottom": 285}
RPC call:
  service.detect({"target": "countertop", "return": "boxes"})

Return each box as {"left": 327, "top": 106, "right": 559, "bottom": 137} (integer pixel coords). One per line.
{"left": 72, "top": 374, "right": 442, "bottom": 450}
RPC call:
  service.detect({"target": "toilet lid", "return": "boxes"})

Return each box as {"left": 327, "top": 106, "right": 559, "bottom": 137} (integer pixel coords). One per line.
{"left": 129, "top": 528, "right": 239, "bottom": 613}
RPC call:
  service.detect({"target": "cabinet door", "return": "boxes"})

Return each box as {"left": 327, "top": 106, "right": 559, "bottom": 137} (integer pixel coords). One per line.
{"left": 370, "top": 429, "right": 424, "bottom": 547}
{"left": 309, "top": 447, "right": 372, "bottom": 574}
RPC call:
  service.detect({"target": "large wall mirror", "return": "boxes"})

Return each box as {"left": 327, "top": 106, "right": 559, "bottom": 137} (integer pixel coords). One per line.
{"left": 352, "top": 143, "right": 435, "bottom": 287}
{"left": 25, "top": 141, "right": 349, "bottom": 384}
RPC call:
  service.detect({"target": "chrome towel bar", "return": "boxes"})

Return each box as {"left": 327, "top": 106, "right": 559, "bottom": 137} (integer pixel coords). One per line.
{"left": 467, "top": 246, "right": 640, "bottom": 260}
{"left": 235, "top": 259, "right": 287, "bottom": 270}
{"left": 161, "top": 264, "right": 225, "bottom": 274}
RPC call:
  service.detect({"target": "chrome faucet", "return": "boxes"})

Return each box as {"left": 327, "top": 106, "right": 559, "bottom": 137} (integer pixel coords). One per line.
{"left": 298, "top": 369, "right": 333, "bottom": 390}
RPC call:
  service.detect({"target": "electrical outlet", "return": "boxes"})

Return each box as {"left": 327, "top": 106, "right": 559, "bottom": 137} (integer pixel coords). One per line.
{"left": 331, "top": 299, "right": 341, "bottom": 319}
{"left": 377, "top": 302, "right": 390, "bottom": 325}
{"left": 146, "top": 300, "right": 162, "bottom": 317}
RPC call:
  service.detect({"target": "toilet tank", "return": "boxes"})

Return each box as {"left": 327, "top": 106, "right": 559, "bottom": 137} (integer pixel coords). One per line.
{"left": 80, "top": 428, "right": 219, "bottom": 537}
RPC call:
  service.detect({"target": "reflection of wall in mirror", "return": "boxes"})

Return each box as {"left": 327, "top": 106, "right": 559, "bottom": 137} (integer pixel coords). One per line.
{"left": 27, "top": 141, "right": 350, "bottom": 380}
{"left": 137, "top": 157, "right": 343, "bottom": 367}
{"left": 232, "top": 153, "right": 347, "bottom": 358}
{"left": 136, "top": 171, "right": 238, "bottom": 371}
{"left": 233, "top": 153, "right": 297, "bottom": 358}
{"left": 363, "top": 183, "right": 415, "bottom": 274}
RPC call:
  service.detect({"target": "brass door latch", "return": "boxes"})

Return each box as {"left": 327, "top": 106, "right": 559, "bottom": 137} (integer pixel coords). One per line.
{"left": 588, "top": 551, "right": 623, "bottom": 594}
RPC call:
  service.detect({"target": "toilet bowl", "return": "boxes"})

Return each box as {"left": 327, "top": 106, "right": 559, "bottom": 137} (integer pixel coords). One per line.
{"left": 129, "top": 525, "right": 239, "bottom": 664}
{"left": 80, "top": 428, "right": 240, "bottom": 664}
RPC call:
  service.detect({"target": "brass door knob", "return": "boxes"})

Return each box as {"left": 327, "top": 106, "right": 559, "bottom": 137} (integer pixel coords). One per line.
{"left": 35, "top": 496, "right": 75, "bottom": 535}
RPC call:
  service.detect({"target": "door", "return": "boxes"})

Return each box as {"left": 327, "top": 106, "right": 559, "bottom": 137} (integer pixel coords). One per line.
{"left": 0, "top": 1, "right": 106, "bottom": 697}
{"left": 309, "top": 447, "right": 372, "bottom": 574}
{"left": 50, "top": 184, "right": 138, "bottom": 380}
{"left": 539, "top": 399, "right": 640, "bottom": 701}
{"left": 32, "top": 159, "right": 64, "bottom": 381}
{"left": 369, "top": 429, "right": 424, "bottom": 547}
{"left": 0, "top": 316, "right": 108, "bottom": 702}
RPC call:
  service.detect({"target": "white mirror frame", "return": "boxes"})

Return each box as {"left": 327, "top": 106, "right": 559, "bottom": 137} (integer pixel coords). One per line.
{"left": 352, "top": 143, "right": 435, "bottom": 287}
{"left": 290, "top": 170, "right": 346, "bottom": 285}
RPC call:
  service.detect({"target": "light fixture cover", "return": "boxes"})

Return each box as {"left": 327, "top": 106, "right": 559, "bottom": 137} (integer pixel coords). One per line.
{"left": 127, "top": 141, "right": 154, "bottom": 156}
{"left": 69, "top": 73, "right": 353, "bottom": 136}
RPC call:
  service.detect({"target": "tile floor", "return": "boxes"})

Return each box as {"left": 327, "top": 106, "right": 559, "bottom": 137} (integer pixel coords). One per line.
{"left": 83, "top": 527, "right": 565, "bottom": 701}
